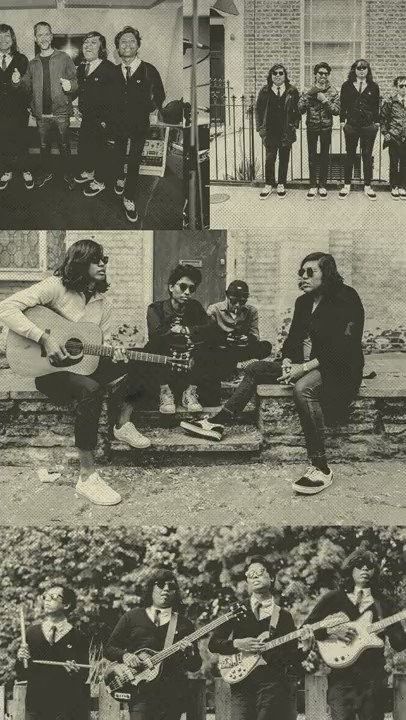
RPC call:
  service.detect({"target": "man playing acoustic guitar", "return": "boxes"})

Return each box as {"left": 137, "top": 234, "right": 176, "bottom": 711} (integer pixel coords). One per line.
{"left": 0, "top": 239, "right": 152, "bottom": 506}
{"left": 303, "top": 548, "right": 406, "bottom": 720}
{"left": 105, "top": 568, "right": 202, "bottom": 720}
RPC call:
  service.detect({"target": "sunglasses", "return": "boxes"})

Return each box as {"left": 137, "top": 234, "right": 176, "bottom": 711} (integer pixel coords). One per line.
{"left": 228, "top": 295, "right": 248, "bottom": 304}
{"left": 399, "top": 83, "right": 406, "bottom": 88}
{"left": 177, "top": 282, "right": 196, "bottom": 293}
{"left": 356, "top": 64, "right": 368, "bottom": 70}
{"left": 91, "top": 255, "right": 109, "bottom": 265}
{"left": 154, "top": 580, "right": 177, "bottom": 590}
{"left": 42, "top": 592, "right": 64, "bottom": 602}
{"left": 246, "top": 567, "right": 268, "bottom": 580}
{"left": 317, "top": 70, "right": 329, "bottom": 76}
{"left": 272, "top": 70, "right": 285, "bottom": 76}
{"left": 298, "top": 267, "right": 317, "bottom": 278}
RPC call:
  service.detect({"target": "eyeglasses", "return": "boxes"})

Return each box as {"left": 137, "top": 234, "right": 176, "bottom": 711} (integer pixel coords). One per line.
{"left": 154, "top": 580, "right": 177, "bottom": 590}
{"left": 272, "top": 70, "right": 285, "bottom": 76}
{"left": 177, "top": 282, "right": 196, "bottom": 293}
{"left": 298, "top": 267, "right": 315, "bottom": 278}
{"left": 356, "top": 64, "right": 368, "bottom": 70}
{"left": 42, "top": 592, "right": 64, "bottom": 602}
{"left": 317, "top": 70, "right": 329, "bottom": 76}
{"left": 399, "top": 83, "right": 406, "bottom": 88}
{"left": 246, "top": 567, "right": 267, "bottom": 580}
{"left": 91, "top": 255, "right": 109, "bottom": 265}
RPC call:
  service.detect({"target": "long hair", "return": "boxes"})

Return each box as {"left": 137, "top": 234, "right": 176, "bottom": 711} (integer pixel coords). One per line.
{"left": 340, "top": 549, "right": 380, "bottom": 593}
{"left": 141, "top": 568, "right": 185, "bottom": 612}
{"left": 267, "top": 63, "right": 290, "bottom": 87}
{"left": 54, "top": 239, "right": 109, "bottom": 294}
{"left": 0, "top": 24, "right": 18, "bottom": 55}
{"left": 299, "top": 252, "right": 344, "bottom": 297}
{"left": 82, "top": 31, "right": 107, "bottom": 60}
{"left": 347, "top": 59, "right": 374, "bottom": 84}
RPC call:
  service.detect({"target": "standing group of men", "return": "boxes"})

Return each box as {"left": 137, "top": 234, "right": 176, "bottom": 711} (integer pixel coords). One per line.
{"left": 14, "top": 549, "right": 406, "bottom": 720}
{"left": 0, "top": 22, "right": 165, "bottom": 223}
{"left": 256, "top": 59, "right": 406, "bottom": 200}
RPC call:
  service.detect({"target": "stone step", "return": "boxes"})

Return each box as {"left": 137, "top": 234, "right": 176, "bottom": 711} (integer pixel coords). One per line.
{"left": 111, "top": 425, "right": 263, "bottom": 454}
{"left": 130, "top": 404, "right": 256, "bottom": 428}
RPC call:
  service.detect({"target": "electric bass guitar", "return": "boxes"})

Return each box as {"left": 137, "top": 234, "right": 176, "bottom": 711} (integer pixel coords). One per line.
{"left": 104, "top": 603, "right": 246, "bottom": 701}
{"left": 317, "top": 608, "right": 406, "bottom": 669}
{"left": 6, "top": 306, "right": 191, "bottom": 377}
{"left": 218, "top": 612, "right": 348, "bottom": 684}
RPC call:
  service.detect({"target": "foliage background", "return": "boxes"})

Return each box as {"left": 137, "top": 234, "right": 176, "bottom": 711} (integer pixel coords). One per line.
{"left": 1, "top": 525, "right": 405, "bottom": 692}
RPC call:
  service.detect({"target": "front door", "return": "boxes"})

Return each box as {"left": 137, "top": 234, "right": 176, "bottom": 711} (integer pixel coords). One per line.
{"left": 153, "top": 231, "right": 227, "bottom": 310}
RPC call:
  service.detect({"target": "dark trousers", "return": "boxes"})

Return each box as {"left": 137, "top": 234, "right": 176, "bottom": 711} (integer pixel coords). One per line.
{"left": 37, "top": 115, "right": 71, "bottom": 177}
{"left": 343, "top": 123, "right": 378, "bottom": 185}
{"left": 78, "top": 115, "right": 109, "bottom": 184}
{"left": 307, "top": 128, "right": 332, "bottom": 186}
{"left": 129, "top": 678, "right": 186, "bottom": 720}
{"left": 388, "top": 140, "right": 406, "bottom": 188}
{"left": 264, "top": 137, "right": 291, "bottom": 185}
{"left": 35, "top": 358, "right": 140, "bottom": 451}
{"left": 231, "top": 670, "right": 297, "bottom": 720}
{"left": 223, "top": 361, "right": 326, "bottom": 461}
{"left": 0, "top": 114, "right": 29, "bottom": 174}
{"left": 115, "top": 134, "right": 146, "bottom": 200}
{"left": 327, "top": 678, "right": 386, "bottom": 720}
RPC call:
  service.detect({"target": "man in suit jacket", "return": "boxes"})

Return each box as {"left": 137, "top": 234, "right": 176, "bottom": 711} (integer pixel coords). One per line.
{"left": 181, "top": 252, "right": 364, "bottom": 497}
{"left": 112, "top": 26, "right": 165, "bottom": 224}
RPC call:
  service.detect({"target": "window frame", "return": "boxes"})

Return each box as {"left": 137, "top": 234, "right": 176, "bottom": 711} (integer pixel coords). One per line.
{"left": 0, "top": 231, "right": 52, "bottom": 281}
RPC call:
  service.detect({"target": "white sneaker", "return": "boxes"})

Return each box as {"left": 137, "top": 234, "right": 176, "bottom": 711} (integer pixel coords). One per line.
{"left": 159, "top": 384, "right": 176, "bottom": 414}
{"left": 399, "top": 188, "right": 406, "bottom": 199}
{"left": 276, "top": 183, "right": 286, "bottom": 197}
{"left": 75, "top": 472, "right": 121, "bottom": 505}
{"left": 292, "top": 466, "right": 333, "bottom": 495}
{"left": 123, "top": 197, "right": 139, "bottom": 223}
{"left": 259, "top": 185, "right": 272, "bottom": 199}
{"left": 113, "top": 422, "right": 151, "bottom": 449}
{"left": 83, "top": 179, "right": 106, "bottom": 197}
{"left": 307, "top": 187, "right": 317, "bottom": 200}
{"left": 74, "top": 170, "right": 95, "bottom": 184}
{"left": 339, "top": 184, "right": 351, "bottom": 198}
{"left": 318, "top": 187, "right": 327, "bottom": 199}
{"left": 364, "top": 185, "right": 377, "bottom": 200}
{"left": 0, "top": 171, "right": 12, "bottom": 190}
{"left": 182, "top": 385, "right": 203, "bottom": 413}
{"left": 22, "top": 171, "right": 34, "bottom": 190}
{"left": 391, "top": 187, "right": 399, "bottom": 199}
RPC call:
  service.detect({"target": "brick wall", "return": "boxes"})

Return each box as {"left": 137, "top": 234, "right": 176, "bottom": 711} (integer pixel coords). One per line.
{"left": 365, "top": 0, "right": 406, "bottom": 98}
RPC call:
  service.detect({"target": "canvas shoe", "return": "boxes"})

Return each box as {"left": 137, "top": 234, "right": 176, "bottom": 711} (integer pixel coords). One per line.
{"left": 292, "top": 466, "right": 333, "bottom": 495}
{"left": 23, "top": 171, "right": 34, "bottom": 190}
{"left": 114, "top": 177, "right": 125, "bottom": 196}
{"left": 180, "top": 417, "right": 224, "bottom": 441}
{"left": 74, "top": 170, "right": 95, "bottom": 184}
{"left": 84, "top": 180, "right": 106, "bottom": 198}
{"left": 391, "top": 187, "right": 399, "bottom": 199}
{"left": 159, "top": 384, "right": 176, "bottom": 414}
{"left": 339, "top": 184, "right": 350, "bottom": 198}
{"left": 0, "top": 172, "right": 12, "bottom": 190}
{"left": 276, "top": 183, "right": 286, "bottom": 198}
{"left": 113, "top": 422, "right": 151, "bottom": 449}
{"left": 364, "top": 185, "right": 377, "bottom": 200}
{"left": 399, "top": 188, "right": 406, "bottom": 199}
{"left": 181, "top": 385, "right": 203, "bottom": 413}
{"left": 318, "top": 187, "right": 328, "bottom": 199}
{"left": 75, "top": 472, "right": 122, "bottom": 505}
{"left": 306, "top": 187, "right": 317, "bottom": 200}
{"left": 123, "top": 197, "right": 139, "bottom": 223}
{"left": 259, "top": 185, "right": 272, "bottom": 199}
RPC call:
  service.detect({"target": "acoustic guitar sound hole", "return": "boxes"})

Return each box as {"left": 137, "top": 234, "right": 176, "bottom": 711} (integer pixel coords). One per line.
{"left": 65, "top": 338, "right": 84, "bottom": 357}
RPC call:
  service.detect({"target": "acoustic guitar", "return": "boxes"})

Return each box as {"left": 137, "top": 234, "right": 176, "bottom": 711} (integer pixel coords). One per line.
{"left": 104, "top": 603, "right": 246, "bottom": 701}
{"left": 6, "top": 306, "right": 191, "bottom": 378}
{"left": 317, "top": 608, "right": 406, "bottom": 669}
{"left": 218, "top": 612, "right": 348, "bottom": 684}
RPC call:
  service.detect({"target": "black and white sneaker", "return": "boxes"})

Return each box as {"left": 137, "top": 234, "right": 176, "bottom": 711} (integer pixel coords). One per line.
{"left": 339, "top": 184, "right": 350, "bottom": 198}
{"left": 114, "top": 178, "right": 125, "bottom": 196}
{"left": 22, "top": 172, "right": 34, "bottom": 190}
{"left": 0, "top": 172, "right": 12, "bottom": 190}
{"left": 364, "top": 185, "right": 377, "bottom": 200}
{"left": 259, "top": 185, "right": 272, "bottom": 199}
{"left": 74, "top": 170, "right": 95, "bottom": 185}
{"left": 391, "top": 187, "right": 399, "bottom": 200}
{"left": 36, "top": 172, "right": 53, "bottom": 189}
{"left": 276, "top": 183, "right": 286, "bottom": 198}
{"left": 83, "top": 180, "right": 106, "bottom": 198}
{"left": 180, "top": 417, "right": 224, "bottom": 441}
{"left": 123, "top": 197, "right": 139, "bottom": 223}
{"left": 306, "top": 187, "right": 317, "bottom": 200}
{"left": 292, "top": 466, "right": 333, "bottom": 495}
{"left": 318, "top": 187, "right": 328, "bottom": 199}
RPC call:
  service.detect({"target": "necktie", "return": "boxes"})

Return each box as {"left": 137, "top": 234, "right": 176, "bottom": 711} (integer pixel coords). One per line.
{"left": 1, "top": 55, "right": 7, "bottom": 71}
{"left": 153, "top": 609, "right": 161, "bottom": 627}
{"left": 49, "top": 625, "right": 58, "bottom": 645}
{"left": 85, "top": 62, "right": 90, "bottom": 76}
{"left": 359, "top": 81, "right": 363, "bottom": 94}
{"left": 126, "top": 66, "right": 131, "bottom": 83}
{"left": 277, "top": 86, "right": 281, "bottom": 98}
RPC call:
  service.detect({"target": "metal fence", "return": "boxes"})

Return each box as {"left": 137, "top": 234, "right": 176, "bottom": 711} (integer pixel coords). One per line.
{"left": 210, "top": 94, "right": 388, "bottom": 186}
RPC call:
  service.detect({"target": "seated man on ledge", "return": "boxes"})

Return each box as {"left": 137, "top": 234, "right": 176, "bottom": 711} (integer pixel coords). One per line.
{"left": 181, "top": 252, "right": 364, "bottom": 497}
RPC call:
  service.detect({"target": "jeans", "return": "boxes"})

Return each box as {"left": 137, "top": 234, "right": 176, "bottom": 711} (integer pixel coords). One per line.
{"left": 78, "top": 115, "right": 110, "bottom": 184}
{"left": 0, "top": 113, "right": 29, "bottom": 174}
{"left": 231, "top": 669, "right": 297, "bottom": 720}
{"left": 223, "top": 361, "right": 326, "bottom": 461}
{"left": 327, "top": 678, "right": 385, "bottom": 720}
{"left": 343, "top": 123, "right": 378, "bottom": 185}
{"left": 264, "top": 137, "right": 291, "bottom": 185}
{"left": 307, "top": 129, "right": 332, "bottom": 187}
{"left": 388, "top": 140, "right": 406, "bottom": 188}
{"left": 37, "top": 115, "right": 71, "bottom": 177}
{"left": 115, "top": 134, "right": 146, "bottom": 200}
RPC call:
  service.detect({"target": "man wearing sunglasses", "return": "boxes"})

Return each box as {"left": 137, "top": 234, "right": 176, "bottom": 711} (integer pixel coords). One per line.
{"left": 146, "top": 263, "right": 212, "bottom": 414}
{"left": 299, "top": 62, "right": 340, "bottom": 199}
{"left": 182, "top": 252, "right": 364, "bottom": 497}
{"left": 16, "top": 585, "right": 90, "bottom": 720}
{"left": 339, "top": 59, "right": 380, "bottom": 200}
{"left": 380, "top": 76, "right": 406, "bottom": 200}
{"left": 106, "top": 568, "right": 202, "bottom": 720}
{"left": 0, "top": 238, "right": 151, "bottom": 506}
{"left": 256, "top": 63, "right": 300, "bottom": 199}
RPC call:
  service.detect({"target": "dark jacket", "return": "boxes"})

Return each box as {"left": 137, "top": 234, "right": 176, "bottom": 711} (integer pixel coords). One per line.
{"left": 380, "top": 94, "right": 406, "bottom": 147}
{"left": 77, "top": 58, "right": 117, "bottom": 132}
{"left": 20, "top": 49, "right": 78, "bottom": 118}
{"left": 113, "top": 60, "right": 165, "bottom": 138}
{"left": 0, "top": 51, "right": 29, "bottom": 123}
{"left": 282, "top": 284, "right": 364, "bottom": 422}
{"left": 146, "top": 298, "right": 212, "bottom": 351}
{"left": 340, "top": 79, "right": 380, "bottom": 127}
{"left": 15, "top": 622, "right": 89, "bottom": 719}
{"left": 298, "top": 82, "right": 340, "bottom": 131}
{"left": 304, "top": 588, "right": 406, "bottom": 684}
{"left": 256, "top": 83, "right": 300, "bottom": 146}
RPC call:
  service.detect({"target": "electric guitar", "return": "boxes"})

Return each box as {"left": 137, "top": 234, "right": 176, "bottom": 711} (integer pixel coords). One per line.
{"left": 6, "top": 306, "right": 191, "bottom": 377}
{"left": 218, "top": 612, "right": 348, "bottom": 684}
{"left": 317, "top": 608, "right": 406, "bottom": 669}
{"left": 104, "top": 603, "right": 246, "bottom": 701}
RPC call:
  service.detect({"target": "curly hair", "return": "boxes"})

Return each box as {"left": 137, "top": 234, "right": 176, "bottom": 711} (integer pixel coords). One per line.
{"left": 54, "top": 239, "right": 109, "bottom": 294}
{"left": 314, "top": 61, "right": 331, "bottom": 76}
{"left": 140, "top": 568, "right": 184, "bottom": 611}
{"left": 0, "top": 24, "right": 18, "bottom": 55}
{"left": 82, "top": 31, "right": 108, "bottom": 60}
{"left": 348, "top": 59, "right": 374, "bottom": 84}
{"left": 168, "top": 263, "right": 202, "bottom": 290}
{"left": 299, "top": 252, "right": 344, "bottom": 297}
{"left": 267, "top": 63, "right": 290, "bottom": 87}
{"left": 114, "top": 26, "right": 142, "bottom": 50}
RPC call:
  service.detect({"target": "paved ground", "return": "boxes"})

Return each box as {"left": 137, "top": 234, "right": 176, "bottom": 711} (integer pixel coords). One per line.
{"left": 0, "top": 459, "right": 404, "bottom": 526}
{"left": 210, "top": 185, "right": 406, "bottom": 232}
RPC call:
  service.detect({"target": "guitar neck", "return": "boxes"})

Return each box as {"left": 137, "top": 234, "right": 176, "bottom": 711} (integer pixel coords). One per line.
{"left": 370, "top": 609, "right": 406, "bottom": 635}
{"left": 262, "top": 617, "right": 335, "bottom": 652}
{"left": 83, "top": 344, "right": 171, "bottom": 366}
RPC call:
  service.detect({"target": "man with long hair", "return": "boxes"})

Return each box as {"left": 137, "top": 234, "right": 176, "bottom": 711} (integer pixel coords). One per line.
{"left": 255, "top": 63, "right": 300, "bottom": 199}
{"left": 0, "top": 24, "right": 32, "bottom": 191}
{"left": 74, "top": 31, "right": 117, "bottom": 198}
{"left": 16, "top": 585, "right": 90, "bottom": 720}
{"left": 380, "top": 75, "right": 406, "bottom": 200}
{"left": 105, "top": 568, "right": 202, "bottom": 720}
{"left": 339, "top": 59, "right": 380, "bottom": 200}
{"left": 303, "top": 548, "right": 406, "bottom": 720}
{"left": 0, "top": 239, "right": 151, "bottom": 506}
{"left": 181, "top": 252, "right": 364, "bottom": 496}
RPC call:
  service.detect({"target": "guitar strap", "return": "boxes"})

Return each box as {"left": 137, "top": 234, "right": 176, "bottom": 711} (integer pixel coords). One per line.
{"left": 164, "top": 612, "right": 178, "bottom": 649}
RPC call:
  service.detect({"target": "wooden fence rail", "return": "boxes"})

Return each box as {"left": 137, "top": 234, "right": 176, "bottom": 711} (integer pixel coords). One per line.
{"left": 2, "top": 674, "right": 406, "bottom": 719}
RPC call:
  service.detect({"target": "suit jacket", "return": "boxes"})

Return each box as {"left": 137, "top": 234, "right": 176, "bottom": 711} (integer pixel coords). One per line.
{"left": 282, "top": 284, "right": 364, "bottom": 422}
{"left": 256, "top": 83, "right": 300, "bottom": 146}
{"left": 113, "top": 60, "right": 165, "bottom": 138}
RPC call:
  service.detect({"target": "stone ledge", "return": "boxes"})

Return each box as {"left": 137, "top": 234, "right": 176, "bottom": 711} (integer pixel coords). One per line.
{"left": 257, "top": 383, "right": 406, "bottom": 398}
{"left": 111, "top": 426, "right": 263, "bottom": 453}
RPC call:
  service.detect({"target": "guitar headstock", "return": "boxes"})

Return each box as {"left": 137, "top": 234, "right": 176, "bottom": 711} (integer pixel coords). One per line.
{"left": 169, "top": 351, "right": 192, "bottom": 373}
{"left": 228, "top": 603, "right": 247, "bottom": 622}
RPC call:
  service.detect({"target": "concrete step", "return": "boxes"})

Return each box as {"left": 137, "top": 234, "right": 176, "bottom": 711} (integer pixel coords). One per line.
{"left": 111, "top": 425, "right": 263, "bottom": 454}
{"left": 131, "top": 404, "right": 256, "bottom": 428}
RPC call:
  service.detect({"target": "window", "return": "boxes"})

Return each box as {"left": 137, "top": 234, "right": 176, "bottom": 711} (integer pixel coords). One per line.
{"left": 304, "top": 0, "right": 364, "bottom": 88}
{"left": 0, "top": 231, "right": 66, "bottom": 281}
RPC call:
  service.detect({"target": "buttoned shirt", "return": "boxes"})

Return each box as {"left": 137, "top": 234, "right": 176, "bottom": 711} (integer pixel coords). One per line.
{"left": 250, "top": 594, "right": 275, "bottom": 621}
{"left": 85, "top": 58, "right": 102, "bottom": 75}
{"left": 42, "top": 618, "right": 72, "bottom": 644}
{"left": 1, "top": 52, "right": 13, "bottom": 69}
{"left": 121, "top": 57, "right": 141, "bottom": 81}
{"left": 145, "top": 606, "right": 172, "bottom": 626}
{"left": 207, "top": 300, "right": 259, "bottom": 339}
{"left": 347, "top": 586, "right": 374, "bottom": 614}
{"left": 272, "top": 83, "right": 286, "bottom": 96}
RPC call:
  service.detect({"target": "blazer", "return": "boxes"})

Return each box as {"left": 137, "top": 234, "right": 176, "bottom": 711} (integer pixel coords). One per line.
{"left": 340, "top": 79, "right": 380, "bottom": 127}
{"left": 282, "top": 284, "right": 364, "bottom": 422}
{"left": 113, "top": 60, "right": 165, "bottom": 138}
{"left": 256, "top": 83, "right": 300, "bottom": 146}
{"left": 0, "top": 51, "right": 29, "bottom": 121}
{"left": 77, "top": 58, "right": 117, "bottom": 131}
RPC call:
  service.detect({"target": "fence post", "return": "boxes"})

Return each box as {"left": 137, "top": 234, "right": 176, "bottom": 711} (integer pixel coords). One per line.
{"left": 305, "top": 673, "right": 329, "bottom": 720}
{"left": 186, "top": 678, "right": 206, "bottom": 720}
{"left": 0, "top": 684, "right": 4, "bottom": 720}
{"left": 393, "top": 673, "right": 406, "bottom": 720}
{"left": 214, "top": 678, "right": 231, "bottom": 720}
{"left": 98, "top": 682, "right": 121, "bottom": 720}
{"left": 12, "top": 682, "right": 27, "bottom": 720}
